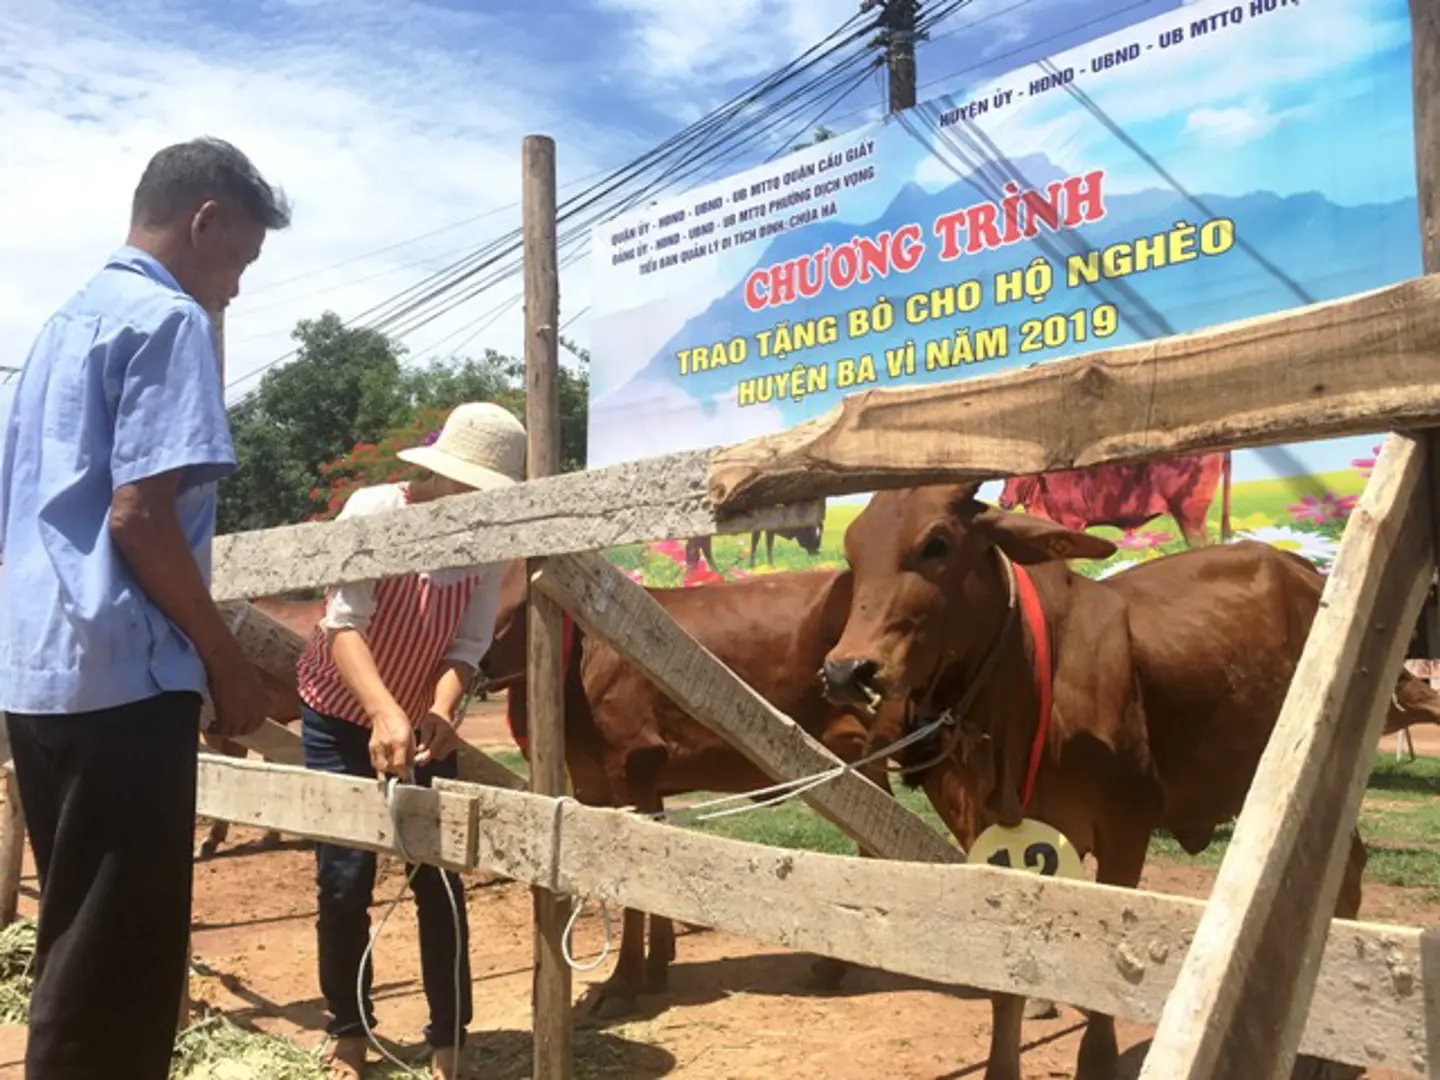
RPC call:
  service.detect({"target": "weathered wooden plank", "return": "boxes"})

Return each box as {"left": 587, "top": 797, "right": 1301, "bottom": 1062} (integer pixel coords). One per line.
{"left": 0, "top": 764, "right": 24, "bottom": 927}
{"left": 705, "top": 271, "right": 1440, "bottom": 514}
{"left": 523, "top": 132, "right": 572, "bottom": 1080}
{"left": 531, "top": 550, "right": 963, "bottom": 865}
{"left": 209, "top": 452, "right": 823, "bottom": 603}
{"left": 439, "top": 775, "right": 1428, "bottom": 1074}
{"left": 228, "top": 718, "right": 306, "bottom": 767}
{"left": 187, "top": 754, "right": 1435, "bottom": 1074}
{"left": 1138, "top": 433, "right": 1437, "bottom": 1080}
{"left": 196, "top": 754, "right": 477, "bottom": 872}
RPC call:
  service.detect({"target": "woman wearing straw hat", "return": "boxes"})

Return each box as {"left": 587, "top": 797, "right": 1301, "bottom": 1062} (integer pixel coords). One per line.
{"left": 295, "top": 401, "right": 525, "bottom": 1080}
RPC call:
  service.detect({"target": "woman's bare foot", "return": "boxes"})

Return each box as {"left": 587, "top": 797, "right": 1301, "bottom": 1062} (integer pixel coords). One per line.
{"left": 432, "top": 1046, "right": 462, "bottom": 1079}
{"left": 323, "top": 1035, "right": 366, "bottom": 1080}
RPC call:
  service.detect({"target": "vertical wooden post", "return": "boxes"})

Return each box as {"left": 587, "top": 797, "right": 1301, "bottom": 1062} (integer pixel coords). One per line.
{"left": 523, "top": 134, "right": 572, "bottom": 1080}
{"left": 0, "top": 764, "right": 25, "bottom": 927}
{"left": 1415, "top": 0, "right": 1440, "bottom": 636}
{"left": 1138, "top": 7, "right": 1439, "bottom": 1077}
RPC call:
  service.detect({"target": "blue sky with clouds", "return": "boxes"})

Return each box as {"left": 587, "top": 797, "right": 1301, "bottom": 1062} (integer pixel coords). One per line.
{"left": 0, "top": 0, "right": 1195, "bottom": 431}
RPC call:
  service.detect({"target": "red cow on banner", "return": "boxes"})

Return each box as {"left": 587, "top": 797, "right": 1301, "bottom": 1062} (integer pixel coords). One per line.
{"left": 998, "top": 451, "right": 1232, "bottom": 547}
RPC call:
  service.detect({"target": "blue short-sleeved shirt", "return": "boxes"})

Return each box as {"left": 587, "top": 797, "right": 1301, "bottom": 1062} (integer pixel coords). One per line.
{"left": 0, "top": 246, "right": 237, "bottom": 715}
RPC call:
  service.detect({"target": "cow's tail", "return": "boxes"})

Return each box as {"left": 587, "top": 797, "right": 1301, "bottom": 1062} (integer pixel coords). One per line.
{"left": 1220, "top": 450, "right": 1233, "bottom": 543}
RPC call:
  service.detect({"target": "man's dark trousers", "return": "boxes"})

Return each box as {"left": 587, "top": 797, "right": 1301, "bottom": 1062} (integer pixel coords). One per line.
{"left": 5, "top": 691, "right": 200, "bottom": 1079}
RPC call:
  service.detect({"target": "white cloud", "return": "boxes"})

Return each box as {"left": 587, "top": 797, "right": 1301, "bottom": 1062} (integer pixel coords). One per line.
{"left": 1040, "top": 0, "right": 1409, "bottom": 130}
{"left": 594, "top": 0, "right": 859, "bottom": 92}
{"left": 1182, "top": 100, "right": 1301, "bottom": 148}
{"left": 0, "top": 0, "right": 619, "bottom": 420}
{"left": 909, "top": 0, "right": 1409, "bottom": 199}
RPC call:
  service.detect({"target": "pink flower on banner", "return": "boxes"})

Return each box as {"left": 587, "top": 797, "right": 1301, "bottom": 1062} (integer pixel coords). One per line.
{"left": 648, "top": 539, "right": 688, "bottom": 564}
{"left": 624, "top": 568, "right": 644, "bottom": 583}
{"left": 1116, "top": 530, "right": 1172, "bottom": 551}
{"left": 1287, "top": 492, "right": 1357, "bottom": 526}
{"left": 1351, "top": 444, "right": 1381, "bottom": 479}
{"left": 683, "top": 563, "right": 724, "bottom": 587}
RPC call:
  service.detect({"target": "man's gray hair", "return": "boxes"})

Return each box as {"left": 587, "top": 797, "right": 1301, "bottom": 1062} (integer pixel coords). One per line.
{"left": 131, "top": 137, "right": 292, "bottom": 231}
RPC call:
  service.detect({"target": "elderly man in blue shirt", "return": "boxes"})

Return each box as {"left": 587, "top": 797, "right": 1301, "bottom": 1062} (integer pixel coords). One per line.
{"left": 0, "top": 137, "right": 289, "bottom": 1079}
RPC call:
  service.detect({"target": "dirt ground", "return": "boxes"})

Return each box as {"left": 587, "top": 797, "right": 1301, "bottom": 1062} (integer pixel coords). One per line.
{"left": 0, "top": 701, "right": 1435, "bottom": 1079}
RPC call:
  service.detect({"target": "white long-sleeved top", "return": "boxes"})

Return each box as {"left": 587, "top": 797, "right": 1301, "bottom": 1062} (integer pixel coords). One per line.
{"left": 296, "top": 482, "right": 505, "bottom": 726}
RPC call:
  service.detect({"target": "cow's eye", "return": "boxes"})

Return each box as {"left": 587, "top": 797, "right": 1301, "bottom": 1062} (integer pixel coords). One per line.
{"left": 920, "top": 535, "right": 949, "bottom": 561}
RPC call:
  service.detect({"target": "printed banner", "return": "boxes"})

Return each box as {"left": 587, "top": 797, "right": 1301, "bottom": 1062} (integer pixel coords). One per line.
{"left": 587, "top": 0, "right": 1419, "bottom": 588}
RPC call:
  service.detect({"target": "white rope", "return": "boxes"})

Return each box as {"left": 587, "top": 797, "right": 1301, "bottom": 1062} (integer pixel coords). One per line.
{"left": 537, "top": 712, "right": 958, "bottom": 976}
{"left": 644, "top": 709, "right": 956, "bottom": 827}
{"left": 548, "top": 795, "right": 617, "bottom": 973}
{"left": 353, "top": 774, "right": 465, "bottom": 1078}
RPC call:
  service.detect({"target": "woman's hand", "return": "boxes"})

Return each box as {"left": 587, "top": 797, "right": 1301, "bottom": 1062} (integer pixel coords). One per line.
{"left": 369, "top": 705, "right": 415, "bottom": 777}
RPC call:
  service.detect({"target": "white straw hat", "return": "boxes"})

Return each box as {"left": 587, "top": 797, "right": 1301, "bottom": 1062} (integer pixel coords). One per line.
{"left": 396, "top": 402, "right": 527, "bottom": 490}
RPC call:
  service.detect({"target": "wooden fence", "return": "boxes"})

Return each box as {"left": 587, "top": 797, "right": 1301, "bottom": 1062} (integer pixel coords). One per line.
{"left": 0, "top": 4, "right": 1436, "bottom": 1078}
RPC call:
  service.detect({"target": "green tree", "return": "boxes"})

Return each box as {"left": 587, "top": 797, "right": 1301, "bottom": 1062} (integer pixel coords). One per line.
{"left": 220, "top": 312, "right": 591, "bottom": 532}
{"left": 218, "top": 312, "right": 410, "bottom": 533}
{"left": 309, "top": 352, "right": 589, "bottom": 521}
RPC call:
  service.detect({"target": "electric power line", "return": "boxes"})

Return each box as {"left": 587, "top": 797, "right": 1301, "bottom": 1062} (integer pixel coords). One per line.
{"left": 223, "top": 7, "right": 886, "bottom": 401}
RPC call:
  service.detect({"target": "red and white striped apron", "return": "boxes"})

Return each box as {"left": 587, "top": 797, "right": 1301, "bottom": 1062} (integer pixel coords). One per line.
{"left": 297, "top": 488, "right": 485, "bottom": 727}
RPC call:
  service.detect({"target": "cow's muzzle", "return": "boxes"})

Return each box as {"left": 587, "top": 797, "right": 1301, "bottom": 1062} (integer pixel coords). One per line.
{"left": 821, "top": 657, "right": 883, "bottom": 710}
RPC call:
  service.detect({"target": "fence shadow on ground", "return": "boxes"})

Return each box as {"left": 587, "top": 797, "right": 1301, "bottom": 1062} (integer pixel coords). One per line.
{"left": 375, "top": 1028, "right": 678, "bottom": 1079}
{"left": 577, "top": 948, "right": 992, "bottom": 1031}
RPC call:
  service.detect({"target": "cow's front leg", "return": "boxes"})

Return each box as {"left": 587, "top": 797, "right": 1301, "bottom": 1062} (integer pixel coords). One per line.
{"left": 644, "top": 913, "right": 676, "bottom": 993}
{"left": 983, "top": 992, "right": 1025, "bottom": 1080}
{"left": 1074, "top": 825, "right": 1148, "bottom": 1080}
{"left": 581, "top": 905, "right": 648, "bottom": 1020}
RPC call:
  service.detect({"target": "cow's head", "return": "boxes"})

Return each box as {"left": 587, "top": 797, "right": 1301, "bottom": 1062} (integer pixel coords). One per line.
{"left": 997, "top": 475, "right": 1038, "bottom": 511}
{"left": 796, "top": 521, "right": 824, "bottom": 556}
{"left": 821, "top": 483, "right": 1114, "bottom": 713}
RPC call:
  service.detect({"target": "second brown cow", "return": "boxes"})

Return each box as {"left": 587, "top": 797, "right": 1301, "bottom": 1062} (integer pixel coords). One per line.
{"left": 482, "top": 559, "right": 888, "bottom": 1017}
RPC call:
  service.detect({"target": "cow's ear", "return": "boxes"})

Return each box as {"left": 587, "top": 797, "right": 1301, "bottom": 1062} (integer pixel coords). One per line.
{"left": 974, "top": 505, "right": 1116, "bottom": 564}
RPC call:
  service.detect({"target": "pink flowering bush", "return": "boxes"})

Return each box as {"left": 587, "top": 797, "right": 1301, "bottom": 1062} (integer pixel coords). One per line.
{"left": 1287, "top": 492, "right": 1357, "bottom": 530}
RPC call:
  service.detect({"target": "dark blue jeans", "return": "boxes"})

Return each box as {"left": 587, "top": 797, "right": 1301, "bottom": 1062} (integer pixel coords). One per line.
{"left": 300, "top": 704, "right": 473, "bottom": 1049}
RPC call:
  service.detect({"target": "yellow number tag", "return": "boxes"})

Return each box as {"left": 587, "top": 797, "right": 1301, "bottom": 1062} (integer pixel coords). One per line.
{"left": 967, "top": 819, "right": 1085, "bottom": 880}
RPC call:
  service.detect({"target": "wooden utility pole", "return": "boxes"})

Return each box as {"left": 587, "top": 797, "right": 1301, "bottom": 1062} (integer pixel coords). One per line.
{"left": 862, "top": 0, "right": 922, "bottom": 113}
{"left": 522, "top": 133, "right": 572, "bottom": 1080}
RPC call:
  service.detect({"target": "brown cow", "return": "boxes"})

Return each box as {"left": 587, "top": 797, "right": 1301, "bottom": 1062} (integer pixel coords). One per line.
{"left": 820, "top": 483, "right": 1440, "bottom": 1080}
{"left": 481, "top": 559, "right": 891, "bottom": 1017}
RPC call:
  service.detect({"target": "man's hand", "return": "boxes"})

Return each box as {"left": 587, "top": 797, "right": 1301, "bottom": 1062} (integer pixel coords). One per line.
{"left": 207, "top": 654, "right": 269, "bottom": 738}
{"left": 370, "top": 705, "right": 415, "bottom": 777}
{"left": 415, "top": 710, "right": 460, "bottom": 767}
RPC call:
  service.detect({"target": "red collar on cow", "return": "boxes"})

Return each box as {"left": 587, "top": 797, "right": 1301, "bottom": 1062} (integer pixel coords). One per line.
{"left": 1011, "top": 562, "right": 1052, "bottom": 814}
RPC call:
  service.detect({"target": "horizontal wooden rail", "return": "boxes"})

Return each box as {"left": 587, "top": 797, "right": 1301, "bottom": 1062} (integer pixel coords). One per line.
{"left": 708, "top": 271, "right": 1440, "bottom": 512}
{"left": 195, "top": 755, "right": 1437, "bottom": 1075}
{"left": 210, "top": 450, "right": 823, "bottom": 602}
